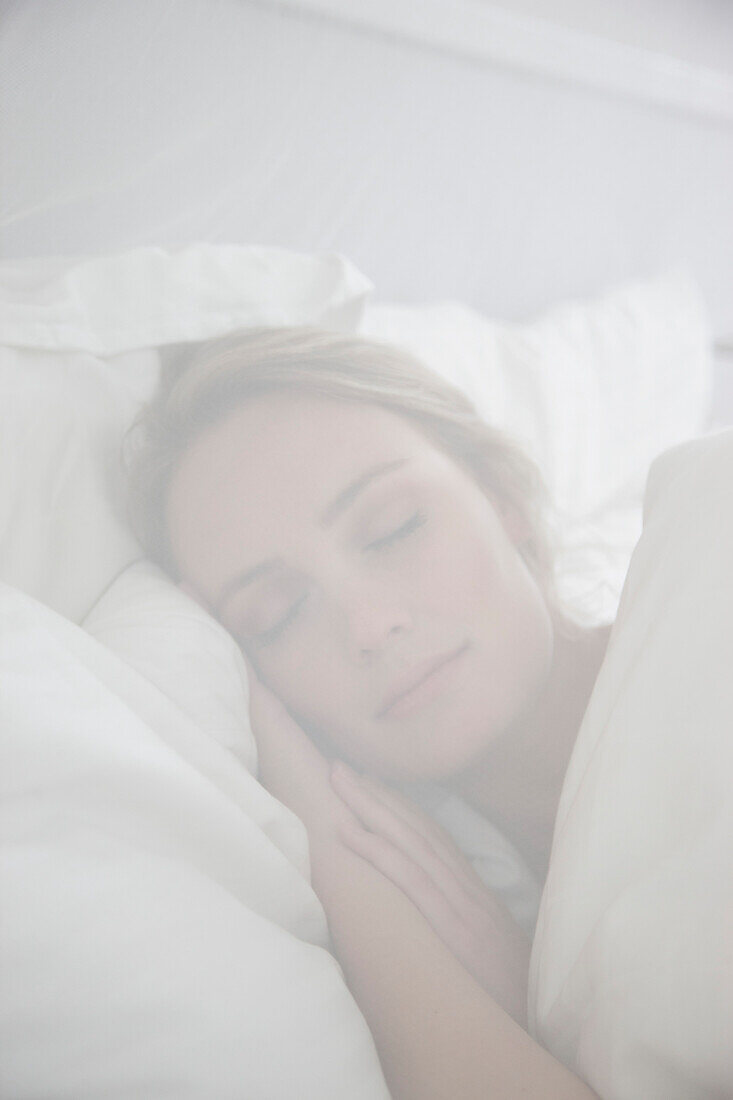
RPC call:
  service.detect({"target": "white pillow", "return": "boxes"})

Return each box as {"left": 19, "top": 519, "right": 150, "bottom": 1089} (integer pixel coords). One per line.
{"left": 362, "top": 268, "right": 713, "bottom": 621}
{"left": 84, "top": 560, "right": 257, "bottom": 769}
{"left": 0, "top": 580, "right": 390, "bottom": 1098}
{"left": 529, "top": 428, "right": 733, "bottom": 1099}
{"left": 0, "top": 245, "right": 371, "bottom": 355}
{"left": 0, "top": 245, "right": 371, "bottom": 621}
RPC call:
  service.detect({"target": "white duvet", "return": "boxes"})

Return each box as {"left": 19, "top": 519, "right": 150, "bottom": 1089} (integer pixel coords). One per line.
{"left": 0, "top": 575, "right": 390, "bottom": 1098}
{"left": 530, "top": 428, "right": 733, "bottom": 1099}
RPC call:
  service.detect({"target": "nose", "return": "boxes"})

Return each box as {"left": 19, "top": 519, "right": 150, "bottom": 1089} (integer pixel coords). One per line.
{"left": 337, "top": 578, "right": 413, "bottom": 662}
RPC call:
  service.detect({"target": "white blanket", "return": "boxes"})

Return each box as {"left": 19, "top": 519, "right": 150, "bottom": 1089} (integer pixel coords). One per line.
{"left": 0, "top": 581, "right": 390, "bottom": 1098}
{"left": 529, "top": 429, "right": 733, "bottom": 1099}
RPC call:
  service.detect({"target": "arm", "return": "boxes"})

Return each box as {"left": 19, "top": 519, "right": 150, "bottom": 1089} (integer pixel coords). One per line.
{"left": 329, "top": 764, "right": 531, "bottom": 1029}
{"left": 311, "top": 828, "right": 599, "bottom": 1100}
{"left": 249, "top": 675, "right": 599, "bottom": 1100}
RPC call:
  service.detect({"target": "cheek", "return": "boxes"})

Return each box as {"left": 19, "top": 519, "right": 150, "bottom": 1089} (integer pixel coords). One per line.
{"left": 412, "top": 507, "right": 503, "bottom": 619}
{"left": 451, "top": 504, "right": 540, "bottom": 630}
{"left": 477, "top": 554, "right": 554, "bottom": 724}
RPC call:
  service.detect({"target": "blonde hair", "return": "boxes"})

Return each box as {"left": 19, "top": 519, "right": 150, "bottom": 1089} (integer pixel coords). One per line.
{"left": 126, "top": 325, "right": 559, "bottom": 607}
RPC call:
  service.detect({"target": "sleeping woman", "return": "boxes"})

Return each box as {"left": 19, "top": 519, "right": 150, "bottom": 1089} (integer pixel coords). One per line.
{"left": 126, "top": 326, "right": 616, "bottom": 1098}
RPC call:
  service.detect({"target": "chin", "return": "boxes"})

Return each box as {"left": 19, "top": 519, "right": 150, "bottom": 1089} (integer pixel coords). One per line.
{"left": 400, "top": 650, "right": 553, "bottom": 782}
{"left": 420, "top": 715, "right": 507, "bottom": 782}
{"left": 359, "top": 705, "right": 502, "bottom": 784}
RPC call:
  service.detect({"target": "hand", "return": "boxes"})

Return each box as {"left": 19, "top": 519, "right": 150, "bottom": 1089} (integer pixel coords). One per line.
{"left": 330, "top": 763, "right": 530, "bottom": 1028}
{"left": 247, "top": 664, "right": 327, "bottom": 787}
{"left": 245, "top": 662, "right": 352, "bottom": 844}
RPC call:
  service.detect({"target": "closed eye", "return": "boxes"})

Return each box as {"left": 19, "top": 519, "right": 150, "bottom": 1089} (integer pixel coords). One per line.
{"left": 245, "top": 511, "right": 427, "bottom": 648}
{"left": 366, "top": 510, "right": 427, "bottom": 552}
{"left": 248, "top": 592, "right": 308, "bottom": 648}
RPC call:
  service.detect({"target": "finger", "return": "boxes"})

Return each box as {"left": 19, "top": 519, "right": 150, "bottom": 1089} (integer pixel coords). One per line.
{"left": 340, "top": 820, "right": 468, "bottom": 945}
{"left": 342, "top": 819, "right": 530, "bottom": 1024}
{"left": 360, "top": 773, "right": 473, "bottom": 858}
{"left": 340, "top": 768, "right": 489, "bottom": 906}
{"left": 331, "top": 763, "right": 479, "bottom": 917}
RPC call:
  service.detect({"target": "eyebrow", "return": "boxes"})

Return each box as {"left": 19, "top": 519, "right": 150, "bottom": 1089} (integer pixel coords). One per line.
{"left": 213, "top": 458, "right": 408, "bottom": 615}
{"left": 319, "top": 458, "right": 407, "bottom": 527}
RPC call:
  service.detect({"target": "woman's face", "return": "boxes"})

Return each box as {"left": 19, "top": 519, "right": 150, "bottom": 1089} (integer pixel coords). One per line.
{"left": 167, "top": 392, "right": 554, "bottom": 781}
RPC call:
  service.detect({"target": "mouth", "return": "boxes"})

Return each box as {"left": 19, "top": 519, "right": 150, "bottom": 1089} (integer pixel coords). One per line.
{"left": 376, "top": 643, "right": 469, "bottom": 720}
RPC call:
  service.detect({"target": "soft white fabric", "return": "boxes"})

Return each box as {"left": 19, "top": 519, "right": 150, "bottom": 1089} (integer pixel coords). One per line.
{"left": 529, "top": 428, "right": 733, "bottom": 1099}
{"left": 84, "top": 560, "right": 258, "bottom": 770}
{"left": 0, "top": 580, "right": 391, "bottom": 1099}
{"left": 0, "top": 246, "right": 372, "bottom": 355}
{"left": 408, "top": 783, "right": 542, "bottom": 937}
{"left": 362, "top": 268, "right": 712, "bottom": 622}
{"left": 0, "top": 245, "right": 371, "bottom": 622}
{"left": 0, "top": 342, "right": 148, "bottom": 623}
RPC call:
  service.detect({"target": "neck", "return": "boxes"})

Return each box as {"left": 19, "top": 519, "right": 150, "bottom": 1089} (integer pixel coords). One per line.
{"left": 451, "top": 615, "right": 611, "bottom": 882}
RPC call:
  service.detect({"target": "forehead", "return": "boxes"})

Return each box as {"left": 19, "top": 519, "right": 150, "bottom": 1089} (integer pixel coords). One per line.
{"left": 167, "top": 391, "right": 438, "bottom": 589}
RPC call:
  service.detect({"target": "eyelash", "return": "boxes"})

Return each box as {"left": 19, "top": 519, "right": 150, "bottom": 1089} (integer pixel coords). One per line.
{"left": 250, "top": 593, "right": 309, "bottom": 649}
{"left": 251, "top": 510, "right": 428, "bottom": 648}
{"left": 365, "top": 509, "right": 428, "bottom": 552}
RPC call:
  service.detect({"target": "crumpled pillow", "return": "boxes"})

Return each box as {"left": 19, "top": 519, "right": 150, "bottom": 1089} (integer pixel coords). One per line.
{"left": 362, "top": 268, "right": 712, "bottom": 622}
{"left": 0, "top": 244, "right": 372, "bottom": 622}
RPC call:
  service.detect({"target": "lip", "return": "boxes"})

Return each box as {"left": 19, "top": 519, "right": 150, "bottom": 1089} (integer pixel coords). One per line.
{"left": 376, "top": 643, "right": 469, "bottom": 719}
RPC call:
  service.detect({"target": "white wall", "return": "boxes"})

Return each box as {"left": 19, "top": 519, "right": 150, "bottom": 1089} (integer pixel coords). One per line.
{"left": 1, "top": 0, "right": 731, "bottom": 342}
{"left": 487, "top": 0, "right": 733, "bottom": 74}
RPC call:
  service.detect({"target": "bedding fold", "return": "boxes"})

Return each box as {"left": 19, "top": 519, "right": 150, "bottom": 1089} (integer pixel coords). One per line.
{"left": 0, "top": 582, "right": 390, "bottom": 1099}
